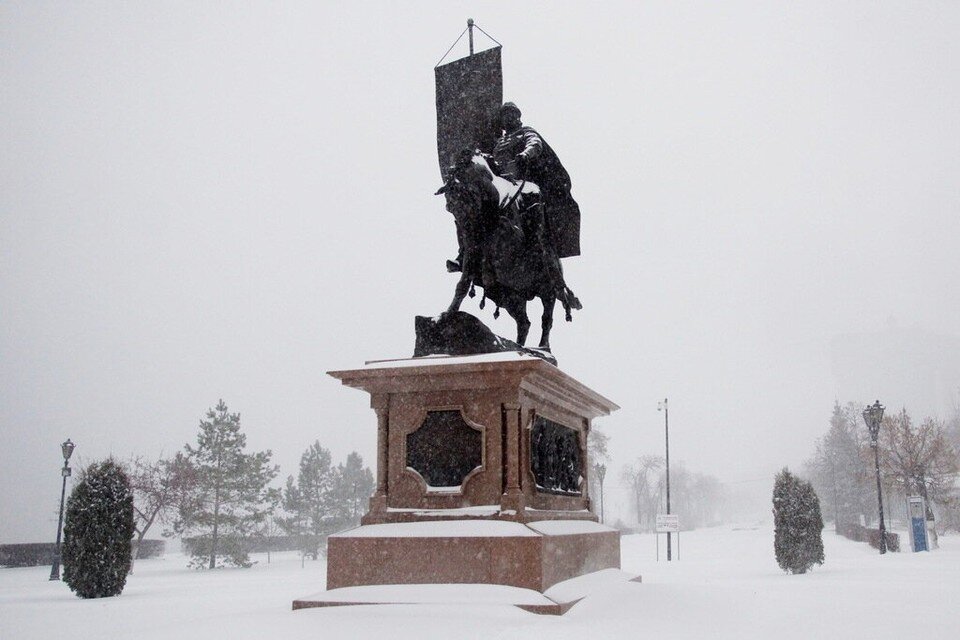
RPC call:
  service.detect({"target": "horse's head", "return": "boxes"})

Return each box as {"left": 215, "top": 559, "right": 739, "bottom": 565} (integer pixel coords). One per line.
{"left": 436, "top": 150, "right": 499, "bottom": 222}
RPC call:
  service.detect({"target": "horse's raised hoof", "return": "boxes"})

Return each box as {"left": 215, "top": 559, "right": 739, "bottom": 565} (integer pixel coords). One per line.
{"left": 446, "top": 259, "right": 462, "bottom": 273}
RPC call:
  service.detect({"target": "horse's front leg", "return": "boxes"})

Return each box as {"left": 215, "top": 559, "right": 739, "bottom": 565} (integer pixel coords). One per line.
{"left": 539, "top": 295, "right": 556, "bottom": 351}
{"left": 448, "top": 274, "right": 471, "bottom": 313}
{"left": 503, "top": 295, "right": 530, "bottom": 346}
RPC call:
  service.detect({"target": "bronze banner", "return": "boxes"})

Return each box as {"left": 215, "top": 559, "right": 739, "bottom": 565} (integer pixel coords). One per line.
{"left": 435, "top": 47, "right": 503, "bottom": 178}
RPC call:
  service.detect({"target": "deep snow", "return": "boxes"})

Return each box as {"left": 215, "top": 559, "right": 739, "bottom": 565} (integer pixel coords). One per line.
{"left": 2, "top": 524, "right": 957, "bottom": 639}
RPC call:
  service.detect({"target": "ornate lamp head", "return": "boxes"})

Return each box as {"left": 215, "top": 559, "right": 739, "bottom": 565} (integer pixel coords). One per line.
{"left": 595, "top": 463, "right": 607, "bottom": 483}
{"left": 862, "top": 400, "right": 885, "bottom": 445}
{"left": 61, "top": 439, "right": 75, "bottom": 463}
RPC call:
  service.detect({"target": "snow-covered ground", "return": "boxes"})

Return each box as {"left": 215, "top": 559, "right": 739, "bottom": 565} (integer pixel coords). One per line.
{"left": 2, "top": 524, "right": 957, "bottom": 639}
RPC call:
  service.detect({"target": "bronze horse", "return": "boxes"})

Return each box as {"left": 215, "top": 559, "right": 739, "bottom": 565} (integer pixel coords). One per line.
{"left": 437, "top": 153, "right": 581, "bottom": 351}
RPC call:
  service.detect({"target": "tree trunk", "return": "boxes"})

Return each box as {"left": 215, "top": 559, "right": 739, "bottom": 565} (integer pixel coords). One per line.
{"left": 210, "top": 454, "right": 222, "bottom": 569}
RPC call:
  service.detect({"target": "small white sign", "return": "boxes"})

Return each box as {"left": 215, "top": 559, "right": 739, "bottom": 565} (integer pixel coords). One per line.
{"left": 656, "top": 514, "right": 680, "bottom": 533}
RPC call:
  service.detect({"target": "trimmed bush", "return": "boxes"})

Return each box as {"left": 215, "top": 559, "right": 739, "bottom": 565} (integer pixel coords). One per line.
{"left": 182, "top": 535, "right": 301, "bottom": 557}
{"left": 867, "top": 528, "right": 900, "bottom": 552}
{"left": 838, "top": 521, "right": 866, "bottom": 542}
{"left": 0, "top": 541, "right": 163, "bottom": 568}
{"left": 0, "top": 543, "right": 57, "bottom": 568}
{"left": 62, "top": 459, "right": 135, "bottom": 598}
{"left": 837, "top": 521, "right": 900, "bottom": 552}
{"left": 773, "top": 467, "right": 825, "bottom": 574}
{"left": 132, "top": 539, "right": 166, "bottom": 559}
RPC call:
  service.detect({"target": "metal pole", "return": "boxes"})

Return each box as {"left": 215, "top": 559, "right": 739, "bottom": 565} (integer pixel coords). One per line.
{"left": 595, "top": 463, "right": 607, "bottom": 524}
{"left": 49, "top": 465, "right": 68, "bottom": 580}
{"left": 467, "top": 18, "right": 474, "bottom": 55}
{"left": 600, "top": 479, "right": 605, "bottom": 523}
{"left": 665, "top": 398, "right": 671, "bottom": 561}
{"left": 873, "top": 444, "right": 887, "bottom": 554}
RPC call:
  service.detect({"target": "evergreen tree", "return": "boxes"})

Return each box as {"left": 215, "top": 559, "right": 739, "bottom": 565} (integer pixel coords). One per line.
{"left": 174, "top": 400, "right": 280, "bottom": 568}
{"left": 62, "top": 459, "right": 135, "bottom": 598}
{"left": 806, "top": 401, "right": 872, "bottom": 531}
{"left": 332, "top": 451, "right": 375, "bottom": 528}
{"left": 773, "top": 468, "right": 825, "bottom": 574}
{"left": 281, "top": 441, "right": 337, "bottom": 559}
{"left": 279, "top": 474, "right": 306, "bottom": 539}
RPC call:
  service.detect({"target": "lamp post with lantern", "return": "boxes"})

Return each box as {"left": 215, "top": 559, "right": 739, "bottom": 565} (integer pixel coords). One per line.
{"left": 594, "top": 463, "right": 607, "bottom": 523}
{"left": 658, "top": 398, "right": 671, "bottom": 561}
{"left": 49, "top": 439, "right": 76, "bottom": 580}
{"left": 862, "top": 401, "right": 887, "bottom": 555}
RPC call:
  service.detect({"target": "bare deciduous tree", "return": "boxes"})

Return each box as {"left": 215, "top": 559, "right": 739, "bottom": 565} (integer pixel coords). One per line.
{"left": 129, "top": 453, "right": 195, "bottom": 561}
{"left": 879, "top": 408, "right": 960, "bottom": 545}
{"left": 621, "top": 455, "right": 663, "bottom": 530}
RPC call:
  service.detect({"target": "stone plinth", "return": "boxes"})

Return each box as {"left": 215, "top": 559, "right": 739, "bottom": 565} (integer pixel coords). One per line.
{"left": 303, "top": 352, "right": 624, "bottom": 612}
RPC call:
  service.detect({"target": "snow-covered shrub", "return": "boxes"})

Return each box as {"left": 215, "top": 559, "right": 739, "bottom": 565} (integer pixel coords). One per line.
{"left": 182, "top": 534, "right": 251, "bottom": 569}
{"left": 773, "top": 467, "right": 824, "bottom": 574}
{"left": 62, "top": 459, "right": 135, "bottom": 598}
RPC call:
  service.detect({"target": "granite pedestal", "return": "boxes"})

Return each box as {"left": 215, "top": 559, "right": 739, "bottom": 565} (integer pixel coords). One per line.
{"left": 294, "top": 352, "right": 626, "bottom": 614}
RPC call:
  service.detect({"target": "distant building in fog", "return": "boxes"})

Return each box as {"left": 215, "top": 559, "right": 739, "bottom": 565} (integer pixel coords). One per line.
{"left": 831, "top": 323, "right": 960, "bottom": 419}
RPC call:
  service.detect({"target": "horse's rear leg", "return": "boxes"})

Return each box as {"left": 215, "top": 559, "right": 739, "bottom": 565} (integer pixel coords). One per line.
{"left": 504, "top": 295, "right": 530, "bottom": 347}
{"left": 539, "top": 295, "right": 556, "bottom": 351}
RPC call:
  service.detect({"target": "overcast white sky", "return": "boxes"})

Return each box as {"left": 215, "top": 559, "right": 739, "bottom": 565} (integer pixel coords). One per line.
{"left": 2, "top": 2, "right": 959, "bottom": 542}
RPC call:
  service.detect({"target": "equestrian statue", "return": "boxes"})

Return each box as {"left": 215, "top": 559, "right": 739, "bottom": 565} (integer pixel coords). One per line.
{"left": 436, "top": 102, "right": 582, "bottom": 353}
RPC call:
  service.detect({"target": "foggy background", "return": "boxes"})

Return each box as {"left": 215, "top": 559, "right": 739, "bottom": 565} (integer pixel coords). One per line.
{"left": 2, "top": 2, "right": 958, "bottom": 542}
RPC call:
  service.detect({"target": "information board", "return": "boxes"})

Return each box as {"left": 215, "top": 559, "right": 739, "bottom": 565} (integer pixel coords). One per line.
{"left": 656, "top": 514, "right": 680, "bottom": 533}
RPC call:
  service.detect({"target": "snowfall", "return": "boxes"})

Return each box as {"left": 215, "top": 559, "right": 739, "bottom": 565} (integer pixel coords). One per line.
{"left": 2, "top": 524, "right": 957, "bottom": 640}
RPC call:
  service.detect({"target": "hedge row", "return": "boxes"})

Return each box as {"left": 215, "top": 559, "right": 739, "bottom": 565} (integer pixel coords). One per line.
{"left": 0, "top": 540, "right": 165, "bottom": 568}
{"left": 181, "top": 535, "right": 307, "bottom": 556}
{"left": 837, "top": 522, "right": 900, "bottom": 552}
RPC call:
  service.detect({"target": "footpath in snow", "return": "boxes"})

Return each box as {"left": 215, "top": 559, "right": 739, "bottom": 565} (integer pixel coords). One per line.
{"left": 1, "top": 524, "right": 957, "bottom": 640}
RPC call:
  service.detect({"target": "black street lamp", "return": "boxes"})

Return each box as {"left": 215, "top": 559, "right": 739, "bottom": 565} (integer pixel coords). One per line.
{"left": 49, "top": 438, "right": 76, "bottom": 580}
{"left": 658, "top": 398, "right": 672, "bottom": 561}
{"left": 594, "top": 463, "right": 607, "bottom": 523}
{"left": 862, "top": 401, "right": 887, "bottom": 555}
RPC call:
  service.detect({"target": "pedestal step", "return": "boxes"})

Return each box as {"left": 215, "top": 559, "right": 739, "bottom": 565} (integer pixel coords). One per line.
{"left": 293, "top": 568, "right": 641, "bottom": 616}
{"left": 325, "top": 519, "right": 620, "bottom": 592}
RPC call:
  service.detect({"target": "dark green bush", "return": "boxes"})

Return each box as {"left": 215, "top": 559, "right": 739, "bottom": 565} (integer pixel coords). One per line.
{"left": 62, "top": 459, "right": 135, "bottom": 598}
{"left": 773, "top": 467, "right": 825, "bottom": 574}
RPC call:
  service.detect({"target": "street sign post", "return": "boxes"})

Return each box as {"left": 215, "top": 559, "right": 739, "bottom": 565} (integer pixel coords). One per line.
{"left": 655, "top": 514, "right": 680, "bottom": 561}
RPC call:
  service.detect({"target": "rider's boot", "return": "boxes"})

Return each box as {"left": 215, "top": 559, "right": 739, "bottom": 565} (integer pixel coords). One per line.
{"left": 446, "top": 246, "right": 464, "bottom": 273}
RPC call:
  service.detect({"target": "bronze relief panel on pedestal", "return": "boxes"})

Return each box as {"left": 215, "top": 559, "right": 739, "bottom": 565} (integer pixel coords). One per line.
{"left": 530, "top": 416, "right": 582, "bottom": 495}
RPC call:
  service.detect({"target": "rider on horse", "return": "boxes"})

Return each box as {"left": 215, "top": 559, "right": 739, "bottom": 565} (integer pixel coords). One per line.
{"left": 436, "top": 102, "right": 583, "bottom": 349}
{"left": 447, "top": 102, "right": 581, "bottom": 273}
